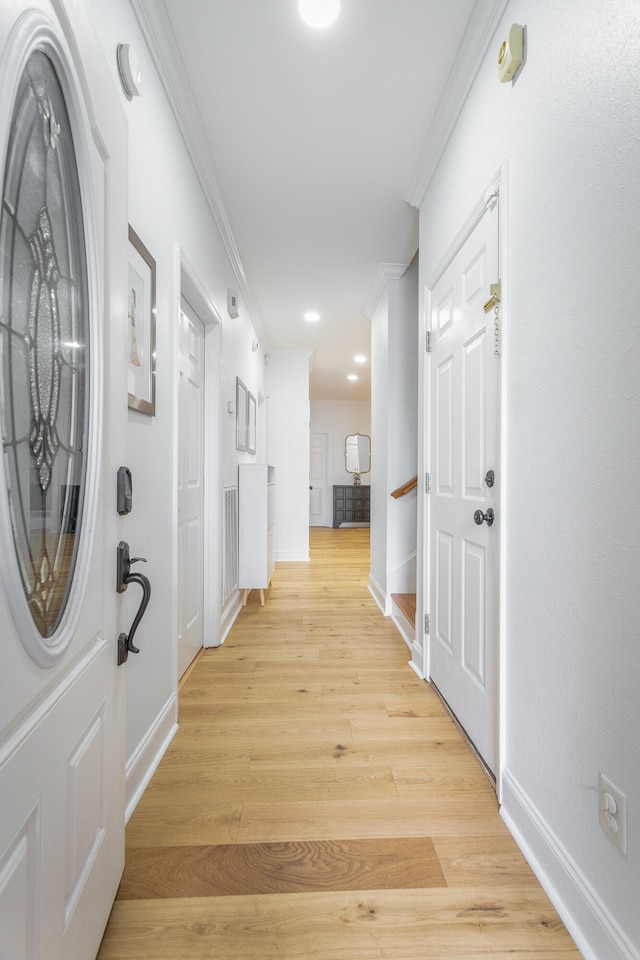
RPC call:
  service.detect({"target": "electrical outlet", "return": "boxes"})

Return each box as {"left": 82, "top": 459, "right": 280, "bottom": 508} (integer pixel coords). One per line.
{"left": 599, "top": 773, "right": 627, "bottom": 855}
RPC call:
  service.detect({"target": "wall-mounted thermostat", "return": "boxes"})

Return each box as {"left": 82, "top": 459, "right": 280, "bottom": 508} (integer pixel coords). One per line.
{"left": 497, "top": 24, "right": 523, "bottom": 83}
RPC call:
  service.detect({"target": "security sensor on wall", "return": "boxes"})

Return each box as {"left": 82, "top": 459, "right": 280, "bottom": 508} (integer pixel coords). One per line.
{"left": 227, "top": 289, "right": 239, "bottom": 319}
{"left": 116, "top": 44, "right": 142, "bottom": 99}
{"left": 497, "top": 24, "right": 524, "bottom": 83}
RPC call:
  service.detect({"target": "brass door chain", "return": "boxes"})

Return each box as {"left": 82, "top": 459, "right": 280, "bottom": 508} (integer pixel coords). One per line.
{"left": 483, "top": 281, "right": 501, "bottom": 359}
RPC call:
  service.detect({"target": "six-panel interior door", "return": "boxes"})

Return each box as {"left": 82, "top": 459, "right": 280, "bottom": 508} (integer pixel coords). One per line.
{"left": 178, "top": 300, "right": 205, "bottom": 677}
{"left": 428, "top": 202, "right": 500, "bottom": 774}
{"left": 0, "top": 3, "right": 128, "bottom": 958}
{"left": 309, "top": 432, "right": 327, "bottom": 526}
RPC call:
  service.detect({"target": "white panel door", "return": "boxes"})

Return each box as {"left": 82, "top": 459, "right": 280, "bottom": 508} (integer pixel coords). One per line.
{"left": 309, "top": 432, "right": 327, "bottom": 526}
{"left": 178, "top": 301, "right": 205, "bottom": 677}
{"left": 429, "top": 202, "right": 500, "bottom": 774}
{"left": 0, "top": 4, "right": 127, "bottom": 959}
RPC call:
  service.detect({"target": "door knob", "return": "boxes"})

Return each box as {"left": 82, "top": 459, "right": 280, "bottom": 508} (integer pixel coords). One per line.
{"left": 473, "top": 508, "right": 495, "bottom": 527}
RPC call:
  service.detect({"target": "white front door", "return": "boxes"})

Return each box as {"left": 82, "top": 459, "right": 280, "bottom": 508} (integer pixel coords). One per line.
{"left": 309, "top": 433, "right": 327, "bottom": 526}
{"left": 428, "top": 201, "right": 500, "bottom": 774}
{"left": 177, "top": 301, "right": 205, "bottom": 677}
{"left": 0, "top": 5, "right": 127, "bottom": 959}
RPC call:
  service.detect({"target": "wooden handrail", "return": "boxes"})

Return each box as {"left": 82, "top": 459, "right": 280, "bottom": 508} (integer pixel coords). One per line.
{"left": 390, "top": 476, "right": 418, "bottom": 499}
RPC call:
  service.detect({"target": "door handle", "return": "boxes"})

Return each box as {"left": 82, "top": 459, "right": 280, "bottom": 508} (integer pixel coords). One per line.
{"left": 116, "top": 541, "right": 152, "bottom": 665}
{"left": 473, "top": 508, "right": 496, "bottom": 527}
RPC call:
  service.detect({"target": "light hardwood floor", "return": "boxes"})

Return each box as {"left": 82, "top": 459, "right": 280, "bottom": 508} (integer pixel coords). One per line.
{"left": 97, "top": 527, "right": 583, "bottom": 959}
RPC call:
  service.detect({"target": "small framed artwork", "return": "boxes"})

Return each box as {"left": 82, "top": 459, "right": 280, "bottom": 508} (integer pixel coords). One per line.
{"left": 127, "top": 225, "right": 156, "bottom": 416}
{"left": 247, "top": 392, "right": 257, "bottom": 455}
{"left": 236, "top": 377, "right": 247, "bottom": 451}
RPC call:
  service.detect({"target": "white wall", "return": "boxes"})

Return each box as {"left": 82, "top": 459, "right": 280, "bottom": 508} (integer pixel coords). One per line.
{"left": 419, "top": 3, "right": 640, "bottom": 957}
{"left": 387, "top": 257, "right": 419, "bottom": 597}
{"left": 310, "top": 401, "right": 371, "bottom": 492}
{"left": 88, "top": 0, "right": 265, "bottom": 808}
{"left": 265, "top": 351, "right": 311, "bottom": 562}
{"left": 368, "top": 262, "right": 419, "bottom": 613}
{"left": 369, "top": 290, "right": 389, "bottom": 608}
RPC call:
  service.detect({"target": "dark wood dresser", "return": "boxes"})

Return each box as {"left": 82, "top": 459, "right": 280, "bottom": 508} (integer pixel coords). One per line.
{"left": 332, "top": 484, "right": 370, "bottom": 527}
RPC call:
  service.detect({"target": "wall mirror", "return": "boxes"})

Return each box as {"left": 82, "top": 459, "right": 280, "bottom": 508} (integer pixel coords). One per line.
{"left": 345, "top": 434, "right": 371, "bottom": 474}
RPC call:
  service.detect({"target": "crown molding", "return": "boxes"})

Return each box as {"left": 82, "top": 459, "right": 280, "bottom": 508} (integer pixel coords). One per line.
{"left": 363, "top": 262, "right": 408, "bottom": 319}
{"left": 405, "top": 0, "right": 510, "bottom": 210}
{"left": 129, "top": 0, "right": 269, "bottom": 350}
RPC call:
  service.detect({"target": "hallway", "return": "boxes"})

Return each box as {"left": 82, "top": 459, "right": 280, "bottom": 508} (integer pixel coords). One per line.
{"left": 98, "top": 528, "right": 582, "bottom": 959}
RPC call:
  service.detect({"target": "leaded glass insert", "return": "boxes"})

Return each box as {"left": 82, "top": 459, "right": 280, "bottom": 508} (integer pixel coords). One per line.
{"left": 0, "top": 50, "right": 89, "bottom": 638}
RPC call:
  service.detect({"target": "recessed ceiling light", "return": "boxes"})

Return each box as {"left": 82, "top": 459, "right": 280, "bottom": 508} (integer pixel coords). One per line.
{"left": 304, "top": 311, "right": 320, "bottom": 322}
{"left": 347, "top": 374, "right": 358, "bottom": 381}
{"left": 354, "top": 355, "right": 366, "bottom": 364}
{"left": 298, "top": 0, "right": 340, "bottom": 29}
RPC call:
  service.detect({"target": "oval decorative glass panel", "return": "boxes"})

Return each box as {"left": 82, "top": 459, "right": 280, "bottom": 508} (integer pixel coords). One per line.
{"left": 0, "top": 50, "right": 89, "bottom": 639}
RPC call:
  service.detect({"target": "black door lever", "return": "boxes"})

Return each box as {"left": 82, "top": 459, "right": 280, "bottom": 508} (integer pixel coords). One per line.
{"left": 117, "top": 541, "right": 151, "bottom": 665}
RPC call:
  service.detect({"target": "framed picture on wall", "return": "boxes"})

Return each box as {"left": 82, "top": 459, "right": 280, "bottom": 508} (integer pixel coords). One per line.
{"left": 127, "top": 225, "right": 156, "bottom": 416}
{"left": 247, "top": 392, "right": 256, "bottom": 455}
{"left": 236, "top": 377, "right": 247, "bottom": 451}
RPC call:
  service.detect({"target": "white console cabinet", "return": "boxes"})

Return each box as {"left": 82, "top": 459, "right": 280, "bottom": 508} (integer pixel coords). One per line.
{"left": 238, "top": 464, "right": 275, "bottom": 606}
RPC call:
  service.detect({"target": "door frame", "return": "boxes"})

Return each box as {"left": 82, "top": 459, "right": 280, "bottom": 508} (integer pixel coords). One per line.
{"left": 309, "top": 431, "right": 328, "bottom": 527}
{"left": 418, "top": 161, "right": 509, "bottom": 798}
{"left": 177, "top": 250, "right": 223, "bottom": 653}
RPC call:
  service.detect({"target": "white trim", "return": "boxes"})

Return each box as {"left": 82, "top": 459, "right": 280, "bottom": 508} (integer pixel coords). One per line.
{"left": 496, "top": 159, "right": 510, "bottom": 801}
{"left": 363, "top": 262, "right": 408, "bottom": 319}
{"left": 407, "top": 658, "right": 424, "bottom": 680}
{"left": 367, "top": 573, "right": 389, "bottom": 616}
{"left": 390, "top": 611, "right": 414, "bottom": 653}
{"left": 125, "top": 694, "right": 178, "bottom": 822}
{"left": 406, "top": 0, "right": 510, "bottom": 208}
{"left": 220, "top": 591, "right": 243, "bottom": 645}
{"left": 129, "top": 0, "right": 269, "bottom": 351}
{"left": 387, "top": 549, "right": 417, "bottom": 581}
{"left": 274, "top": 551, "right": 309, "bottom": 562}
{"left": 501, "top": 770, "right": 639, "bottom": 960}
{"left": 179, "top": 251, "right": 224, "bottom": 657}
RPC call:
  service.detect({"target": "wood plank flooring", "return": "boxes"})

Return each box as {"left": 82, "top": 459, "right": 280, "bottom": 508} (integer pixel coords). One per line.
{"left": 97, "top": 527, "right": 583, "bottom": 959}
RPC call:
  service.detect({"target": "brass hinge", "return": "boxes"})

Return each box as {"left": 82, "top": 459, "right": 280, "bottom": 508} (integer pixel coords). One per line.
{"left": 483, "top": 280, "right": 501, "bottom": 313}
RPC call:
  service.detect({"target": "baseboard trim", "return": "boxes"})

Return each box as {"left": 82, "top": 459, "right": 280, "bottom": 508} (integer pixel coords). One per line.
{"left": 220, "top": 591, "right": 243, "bottom": 644}
{"left": 390, "top": 609, "right": 414, "bottom": 653}
{"left": 125, "top": 694, "right": 178, "bottom": 823}
{"left": 368, "top": 574, "right": 390, "bottom": 616}
{"left": 274, "top": 551, "right": 309, "bottom": 561}
{"left": 408, "top": 657, "right": 424, "bottom": 680}
{"left": 500, "top": 769, "right": 638, "bottom": 960}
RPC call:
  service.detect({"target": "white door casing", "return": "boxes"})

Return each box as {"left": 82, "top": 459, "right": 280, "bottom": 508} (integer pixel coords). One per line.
{"left": 178, "top": 300, "right": 205, "bottom": 677}
{"left": 309, "top": 432, "right": 327, "bottom": 526}
{"left": 428, "top": 197, "right": 500, "bottom": 775}
{"left": 0, "top": 4, "right": 127, "bottom": 959}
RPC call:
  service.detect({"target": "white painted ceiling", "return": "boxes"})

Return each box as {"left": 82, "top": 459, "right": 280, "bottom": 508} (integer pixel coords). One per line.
{"left": 138, "top": 0, "right": 480, "bottom": 400}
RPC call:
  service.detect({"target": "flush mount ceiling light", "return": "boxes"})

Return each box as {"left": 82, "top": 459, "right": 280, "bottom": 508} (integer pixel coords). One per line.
{"left": 347, "top": 374, "right": 358, "bottom": 381}
{"left": 304, "top": 311, "right": 320, "bottom": 322}
{"left": 298, "top": 0, "right": 341, "bottom": 30}
{"left": 354, "top": 354, "right": 366, "bottom": 364}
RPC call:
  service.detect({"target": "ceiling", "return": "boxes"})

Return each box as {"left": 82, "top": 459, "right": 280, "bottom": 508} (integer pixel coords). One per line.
{"left": 135, "top": 0, "right": 486, "bottom": 401}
